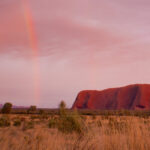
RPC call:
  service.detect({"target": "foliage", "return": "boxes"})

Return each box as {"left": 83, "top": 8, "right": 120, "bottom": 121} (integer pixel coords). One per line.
{"left": 59, "top": 101, "right": 67, "bottom": 116}
{"left": 59, "top": 101, "right": 66, "bottom": 109}
{"left": 48, "top": 117, "right": 59, "bottom": 128}
{"left": 0, "top": 116, "right": 11, "bottom": 127}
{"left": 58, "top": 111, "right": 83, "bottom": 134}
{"left": 1, "top": 102, "right": 12, "bottom": 114}
{"left": 22, "top": 121, "right": 34, "bottom": 130}
{"left": 13, "top": 119, "right": 21, "bottom": 127}
{"left": 27, "top": 106, "right": 37, "bottom": 114}
{"left": 48, "top": 101, "right": 84, "bottom": 134}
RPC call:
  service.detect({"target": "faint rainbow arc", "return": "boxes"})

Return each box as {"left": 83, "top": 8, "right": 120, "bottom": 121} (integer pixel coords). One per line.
{"left": 22, "top": 0, "right": 40, "bottom": 105}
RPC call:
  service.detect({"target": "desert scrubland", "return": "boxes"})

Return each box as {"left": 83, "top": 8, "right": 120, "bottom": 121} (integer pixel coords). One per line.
{"left": 0, "top": 111, "right": 150, "bottom": 150}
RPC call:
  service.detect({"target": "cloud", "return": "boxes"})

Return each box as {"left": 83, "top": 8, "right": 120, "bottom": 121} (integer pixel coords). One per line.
{"left": 0, "top": 0, "right": 149, "bottom": 57}
{"left": 0, "top": 0, "right": 132, "bottom": 58}
{"left": 0, "top": 0, "right": 150, "bottom": 65}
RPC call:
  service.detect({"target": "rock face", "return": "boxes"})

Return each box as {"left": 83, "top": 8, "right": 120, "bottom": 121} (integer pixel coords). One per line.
{"left": 72, "top": 84, "right": 150, "bottom": 110}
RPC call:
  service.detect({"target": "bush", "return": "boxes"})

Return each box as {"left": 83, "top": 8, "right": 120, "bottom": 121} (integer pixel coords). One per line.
{"left": 0, "top": 116, "right": 11, "bottom": 127}
{"left": 58, "top": 111, "right": 83, "bottom": 134}
{"left": 27, "top": 106, "right": 37, "bottom": 114}
{"left": 22, "top": 121, "right": 34, "bottom": 130}
{"left": 60, "top": 101, "right": 83, "bottom": 133}
{"left": 1, "top": 102, "right": 12, "bottom": 114}
{"left": 59, "top": 101, "right": 66, "bottom": 109}
{"left": 13, "top": 119, "right": 21, "bottom": 127}
{"left": 48, "top": 118, "right": 58, "bottom": 128}
{"left": 48, "top": 101, "right": 84, "bottom": 134}
{"left": 59, "top": 101, "right": 67, "bottom": 116}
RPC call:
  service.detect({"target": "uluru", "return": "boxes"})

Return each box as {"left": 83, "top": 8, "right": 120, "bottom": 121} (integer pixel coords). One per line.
{"left": 72, "top": 84, "right": 150, "bottom": 110}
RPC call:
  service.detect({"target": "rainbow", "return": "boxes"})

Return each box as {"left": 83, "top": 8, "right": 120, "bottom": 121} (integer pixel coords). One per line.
{"left": 22, "top": 0, "right": 40, "bottom": 105}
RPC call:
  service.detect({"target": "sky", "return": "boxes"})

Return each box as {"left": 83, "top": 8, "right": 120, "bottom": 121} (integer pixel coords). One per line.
{"left": 0, "top": 0, "right": 150, "bottom": 108}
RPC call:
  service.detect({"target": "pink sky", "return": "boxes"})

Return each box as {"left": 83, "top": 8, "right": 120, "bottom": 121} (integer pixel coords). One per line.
{"left": 0, "top": 0, "right": 150, "bottom": 107}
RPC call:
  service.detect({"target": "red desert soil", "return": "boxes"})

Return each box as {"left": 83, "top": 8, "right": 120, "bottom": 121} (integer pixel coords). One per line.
{"left": 72, "top": 84, "right": 150, "bottom": 110}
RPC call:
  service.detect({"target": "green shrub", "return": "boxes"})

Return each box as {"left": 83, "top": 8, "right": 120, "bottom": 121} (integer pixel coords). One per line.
{"left": 13, "top": 119, "right": 21, "bottom": 126}
{"left": 22, "top": 121, "right": 34, "bottom": 130}
{"left": 27, "top": 121, "right": 34, "bottom": 128}
{"left": 59, "top": 101, "right": 84, "bottom": 134}
{"left": 48, "top": 118, "right": 58, "bottom": 128}
{"left": 0, "top": 116, "right": 11, "bottom": 127}
{"left": 1, "top": 103, "right": 12, "bottom": 114}
{"left": 48, "top": 101, "right": 84, "bottom": 134}
{"left": 27, "top": 106, "right": 37, "bottom": 114}
{"left": 59, "top": 101, "right": 66, "bottom": 109}
{"left": 59, "top": 101, "right": 67, "bottom": 117}
{"left": 58, "top": 113, "right": 83, "bottom": 134}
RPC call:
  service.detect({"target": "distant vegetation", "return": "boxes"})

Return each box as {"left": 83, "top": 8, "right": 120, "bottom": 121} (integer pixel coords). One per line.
{"left": 27, "top": 105, "right": 37, "bottom": 114}
{"left": 3, "top": 107, "right": 150, "bottom": 118}
{"left": 1, "top": 102, "right": 12, "bottom": 114}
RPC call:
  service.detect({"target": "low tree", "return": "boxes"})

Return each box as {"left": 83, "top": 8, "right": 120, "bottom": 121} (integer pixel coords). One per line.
{"left": 59, "top": 100, "right": 66, "bottom": 109}
{"left": 59, "top": 100, "right": 66, "bottom": 116}
{"left": 1, "top": 102, "right": 12, "bottom": 114}
{"left": 27, "top": 105, "right": 37, "bottom": 114}
{"left": 56, "top": 100, "right": 83, "bottom": 134}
